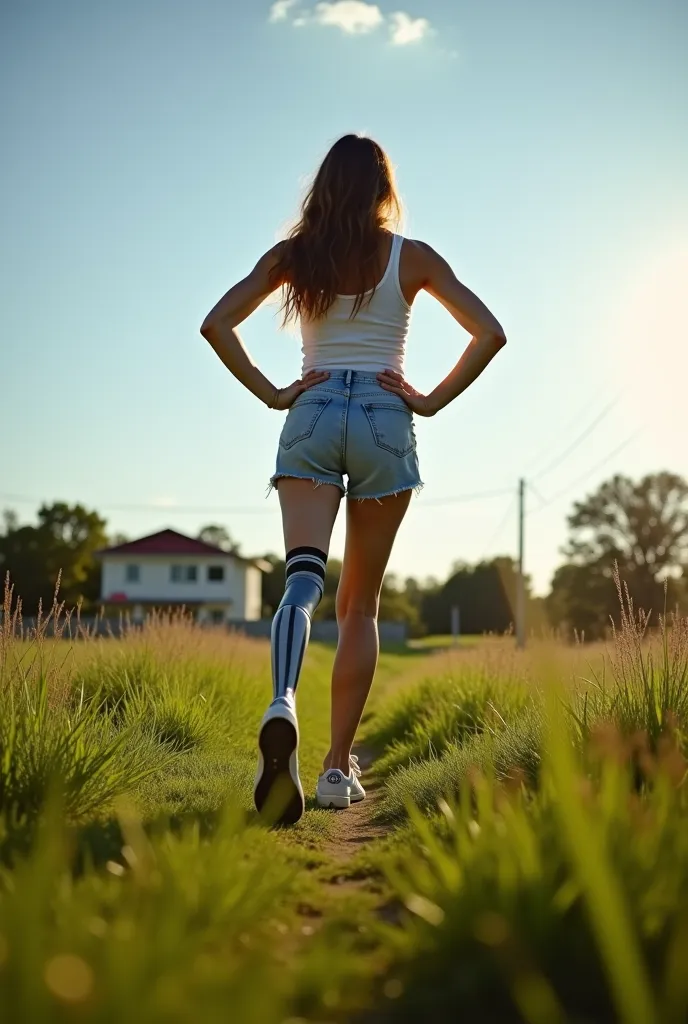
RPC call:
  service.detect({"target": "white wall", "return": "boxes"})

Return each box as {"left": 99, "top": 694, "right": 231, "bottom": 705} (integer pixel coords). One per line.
{"left": 224, "top": 559, "right": 246, "bottom": 620}
{"left": 101, "top": 555, "right": 264, "bottom": 621}
{"left": 102, "top": 555, "right": 244, "bottom": 608}
{"left": 245, "top": 566, "right": 263, "bottom": 620}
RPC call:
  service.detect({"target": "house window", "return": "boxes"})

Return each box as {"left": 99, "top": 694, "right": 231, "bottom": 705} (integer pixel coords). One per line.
{"left": 125, "top": 564, "right": 140, "bottom": 583}
{"left": 209, "top": 609, "right": 224, "bottom": 624}
{"left": 207, "top": 565, "right": 225, "bottom": 582}
{"left": 170, "top": 565, "right": 198, "bottom": 583}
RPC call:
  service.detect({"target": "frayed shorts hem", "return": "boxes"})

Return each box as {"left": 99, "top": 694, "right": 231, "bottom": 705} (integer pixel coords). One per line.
{"left": 266, "top": 472, "right": 347, "bottom": 498}
{"left": 349, "top": 480, "right": 424, "bottom": 503}
{"left": 267, "top": 473, "right": 424, "bottom": 502}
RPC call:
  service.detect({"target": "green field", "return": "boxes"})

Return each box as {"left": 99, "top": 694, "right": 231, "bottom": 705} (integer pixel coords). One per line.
{"left": 1, "top": 588, "right": 688, "bottom": 1023}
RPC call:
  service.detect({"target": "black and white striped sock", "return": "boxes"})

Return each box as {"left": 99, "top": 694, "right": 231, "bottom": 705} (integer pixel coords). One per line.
{"left": 271, "top": 546, "right": 327, "bottom": 701}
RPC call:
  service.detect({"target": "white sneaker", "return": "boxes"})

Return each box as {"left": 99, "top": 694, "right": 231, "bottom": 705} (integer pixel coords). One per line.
{"left": 254, "top": 696, "right": 305, "bottom": 825}
{"left": 348, "top": 754, "right": 366, "bottom": 804}
{"left": 316, "top": 756, "right": 366, "bottom": 809}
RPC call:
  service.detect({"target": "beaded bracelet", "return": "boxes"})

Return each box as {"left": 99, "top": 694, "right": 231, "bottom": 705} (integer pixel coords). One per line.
{"left": 267, "top": 387, "right": 281, "bottom": 409}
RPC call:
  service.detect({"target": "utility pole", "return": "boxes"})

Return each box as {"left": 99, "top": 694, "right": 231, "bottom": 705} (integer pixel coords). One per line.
{"left": 516, "top": 478, "right": 526, "bottom": 649}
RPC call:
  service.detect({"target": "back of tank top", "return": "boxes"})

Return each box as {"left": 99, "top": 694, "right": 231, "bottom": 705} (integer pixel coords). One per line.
{"left": 300, "top": 233, "right": 411, "bottom": 375}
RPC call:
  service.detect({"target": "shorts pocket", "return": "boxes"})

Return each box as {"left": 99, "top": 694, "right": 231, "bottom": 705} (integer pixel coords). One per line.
{"left": 362, "top": 402, "right": 416, "bottom": 457}
{"left": 279, "top": 396, "right": 331, "bottom": 450}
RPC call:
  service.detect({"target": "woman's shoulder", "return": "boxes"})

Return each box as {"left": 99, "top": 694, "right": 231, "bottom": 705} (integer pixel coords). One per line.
{"left": 401, "top": 237, "right": 439, "bottom": 259}
{"left": 398, "top": 238, "right": 442, "bottom": 297}
{"left": 262, "top": 238, "right": 294, "bottom": 288}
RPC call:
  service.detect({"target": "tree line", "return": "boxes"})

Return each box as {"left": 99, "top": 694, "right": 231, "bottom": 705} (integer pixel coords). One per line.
{"left": 1, "top": 471, "right": 686, "bottom": 640}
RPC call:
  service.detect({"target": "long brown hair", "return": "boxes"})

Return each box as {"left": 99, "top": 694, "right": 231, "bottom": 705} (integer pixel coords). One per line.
{"left": 272, "top": 134, "right": 402, "bottom": 324}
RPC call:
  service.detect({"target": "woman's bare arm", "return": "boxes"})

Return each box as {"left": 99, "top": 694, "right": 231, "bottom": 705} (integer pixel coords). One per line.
{"left": 200, "top": 245, "right": 328, "bottom": 409}
{"left": 418, "top": 242, "right": 506, "bottom": 340}
{"left": 200, "top": 246, "right": 284, "bottom": 406}
{"left": 378, "top": 242, "right": 507, "bottom": 415}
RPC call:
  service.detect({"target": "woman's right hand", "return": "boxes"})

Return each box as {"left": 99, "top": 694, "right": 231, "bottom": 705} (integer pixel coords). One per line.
{"left": 273, "top": 370, "right": 330, "bottom": 410}
{"left": 376, "top": 370, "right": 437, "bottom": 417}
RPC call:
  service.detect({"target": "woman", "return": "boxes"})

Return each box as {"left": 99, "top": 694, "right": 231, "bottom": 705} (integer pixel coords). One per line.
{"left": 200, "top": 134, "right": 506, "bottom": 825}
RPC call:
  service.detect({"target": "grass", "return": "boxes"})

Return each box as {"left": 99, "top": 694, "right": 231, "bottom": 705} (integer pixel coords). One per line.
{"left": 1, "top": 572, "right": 687, "bottom": 1022}
{"left": 376, "top": 710, "right": 544, "bottom": 825}
{"left": 366, "top": 660, "right": 534, "bottom": 776}
{"left": 371, "top": 749, "right": 688, "bottom": 1024}
{"left": 1, "top": 800, "right": 300, "bottom": 1023}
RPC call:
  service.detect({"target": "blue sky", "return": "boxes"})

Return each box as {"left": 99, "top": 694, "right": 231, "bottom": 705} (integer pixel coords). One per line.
{"left": 2, "top": 0, "right": 686, "bottom": 595}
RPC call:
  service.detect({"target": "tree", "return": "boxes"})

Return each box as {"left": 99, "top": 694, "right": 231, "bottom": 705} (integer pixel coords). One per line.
{"left": 197, "top": 524, "right": 241, "bottom": 554}
{"left": 0, "top": 503, "right": 108, "bottom": 614}
{"left": 421, "top": 557, "right": 532, "bottom": 636}
{"left": 548, "top": 472, "right": 688, "bottom": 637}
{"left": 546, "top": 563, "right": 618, "bottom": 640}
{"left": 377, "top": 577, "right": 422, "bottom": 633}
{"left": 402, "top": 577, "right": 430, "bottom": 637}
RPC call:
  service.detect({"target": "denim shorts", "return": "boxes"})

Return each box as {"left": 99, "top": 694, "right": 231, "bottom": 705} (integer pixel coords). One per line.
{"left": 270, "top": 370, "right": 423, "bottom": 500}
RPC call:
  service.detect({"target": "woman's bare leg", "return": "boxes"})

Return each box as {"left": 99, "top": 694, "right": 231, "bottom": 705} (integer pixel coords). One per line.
{"left": 324, "top": 491, "right": 412, "bottom": 773}
{"left": 272, "top": 478, "right": 342, "bottom": 698}
{"left": 277, "top": 478, "right": 342, "bottom": 553}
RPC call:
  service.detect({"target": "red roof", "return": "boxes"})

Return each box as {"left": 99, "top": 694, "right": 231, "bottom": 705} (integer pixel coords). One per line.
{"left": 97, "top": 529, "right": 233, "bottom": 558}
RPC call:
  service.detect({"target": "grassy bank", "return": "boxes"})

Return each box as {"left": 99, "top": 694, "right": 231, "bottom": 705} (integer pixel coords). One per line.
{"left": 1, "top": 580, "right": 687, "bottom": 1023}
{"left": 358, "top": 628, "right": 688, "bottom": 1023}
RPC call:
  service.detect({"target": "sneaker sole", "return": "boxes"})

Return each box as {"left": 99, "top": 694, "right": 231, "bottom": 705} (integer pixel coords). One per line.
{"left": 254, "top": 717, "right": 304, "bottom": 826}
{"left": 316, "top": 793, "right": 351, "bottom": 809}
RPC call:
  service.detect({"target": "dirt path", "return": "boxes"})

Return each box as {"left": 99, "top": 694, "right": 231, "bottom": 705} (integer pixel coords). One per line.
{"left": 289, "top": 744, "right": 395, "bottom": 948}
{"left": 319, "top": 745, "right": 390, "bottom": 867}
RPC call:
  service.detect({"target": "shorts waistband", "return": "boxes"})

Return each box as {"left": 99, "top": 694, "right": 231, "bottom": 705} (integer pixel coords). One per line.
{"left": 318, "top": 370, "right": 382, "bottom": 384}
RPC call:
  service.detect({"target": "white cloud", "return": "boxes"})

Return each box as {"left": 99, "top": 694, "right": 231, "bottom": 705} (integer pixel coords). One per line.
{"left": 388, "top": 10, "right": 430, "bottom": 44}
{"left": 313, "top": 1, "right": 383, "bottom": 34}
{"left": 268, "top": 1, "right": 436, "bottom": 46}
{"left": 269, "top": 0, "right": 299, "bottom": 22}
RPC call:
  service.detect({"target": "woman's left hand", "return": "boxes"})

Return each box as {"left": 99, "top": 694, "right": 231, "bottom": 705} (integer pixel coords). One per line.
{"left": 376, "top": 370, "right": 437, "bottom": 417}
{"left": 273, "top": 370, "right": 330, "bottom": 410}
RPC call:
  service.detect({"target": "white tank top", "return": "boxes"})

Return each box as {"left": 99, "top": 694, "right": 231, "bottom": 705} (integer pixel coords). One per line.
{"left": 300, "top": 233, "right": 411, "bottom": 375}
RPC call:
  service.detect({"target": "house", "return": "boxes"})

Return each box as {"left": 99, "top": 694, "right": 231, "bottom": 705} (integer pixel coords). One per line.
{"left": 96, "top": 529, "right": 272, "bottom": 624}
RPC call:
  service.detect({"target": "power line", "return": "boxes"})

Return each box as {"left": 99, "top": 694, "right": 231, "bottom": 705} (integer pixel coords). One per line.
{"left": 419, "top": 487, "right": 512, "bottom": 508}
{"left": 527, "top": 430, "right": 641, "bottom": 516}
{"left": 522, "top": 381, "right": 619, "bottom": 476}
{"left": 532, "top": 398, "right": 619, "bottom": 482}
{"left": 528, "top": 481, "right": 548, "bottom": 511}
{"left": 0, "top": 415, "right": 637, "bottom": 535}
{"left": 3, "top": 421, "right": 642, "bottom": 658}
{"left": 0, "top": 485, "right": 513, "bottom": 516}
{"left": 479, "top": 493, "right": 516, "bottom": 560}
{"left": 0, "top": 494, "right": 281, "bottom": 516}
